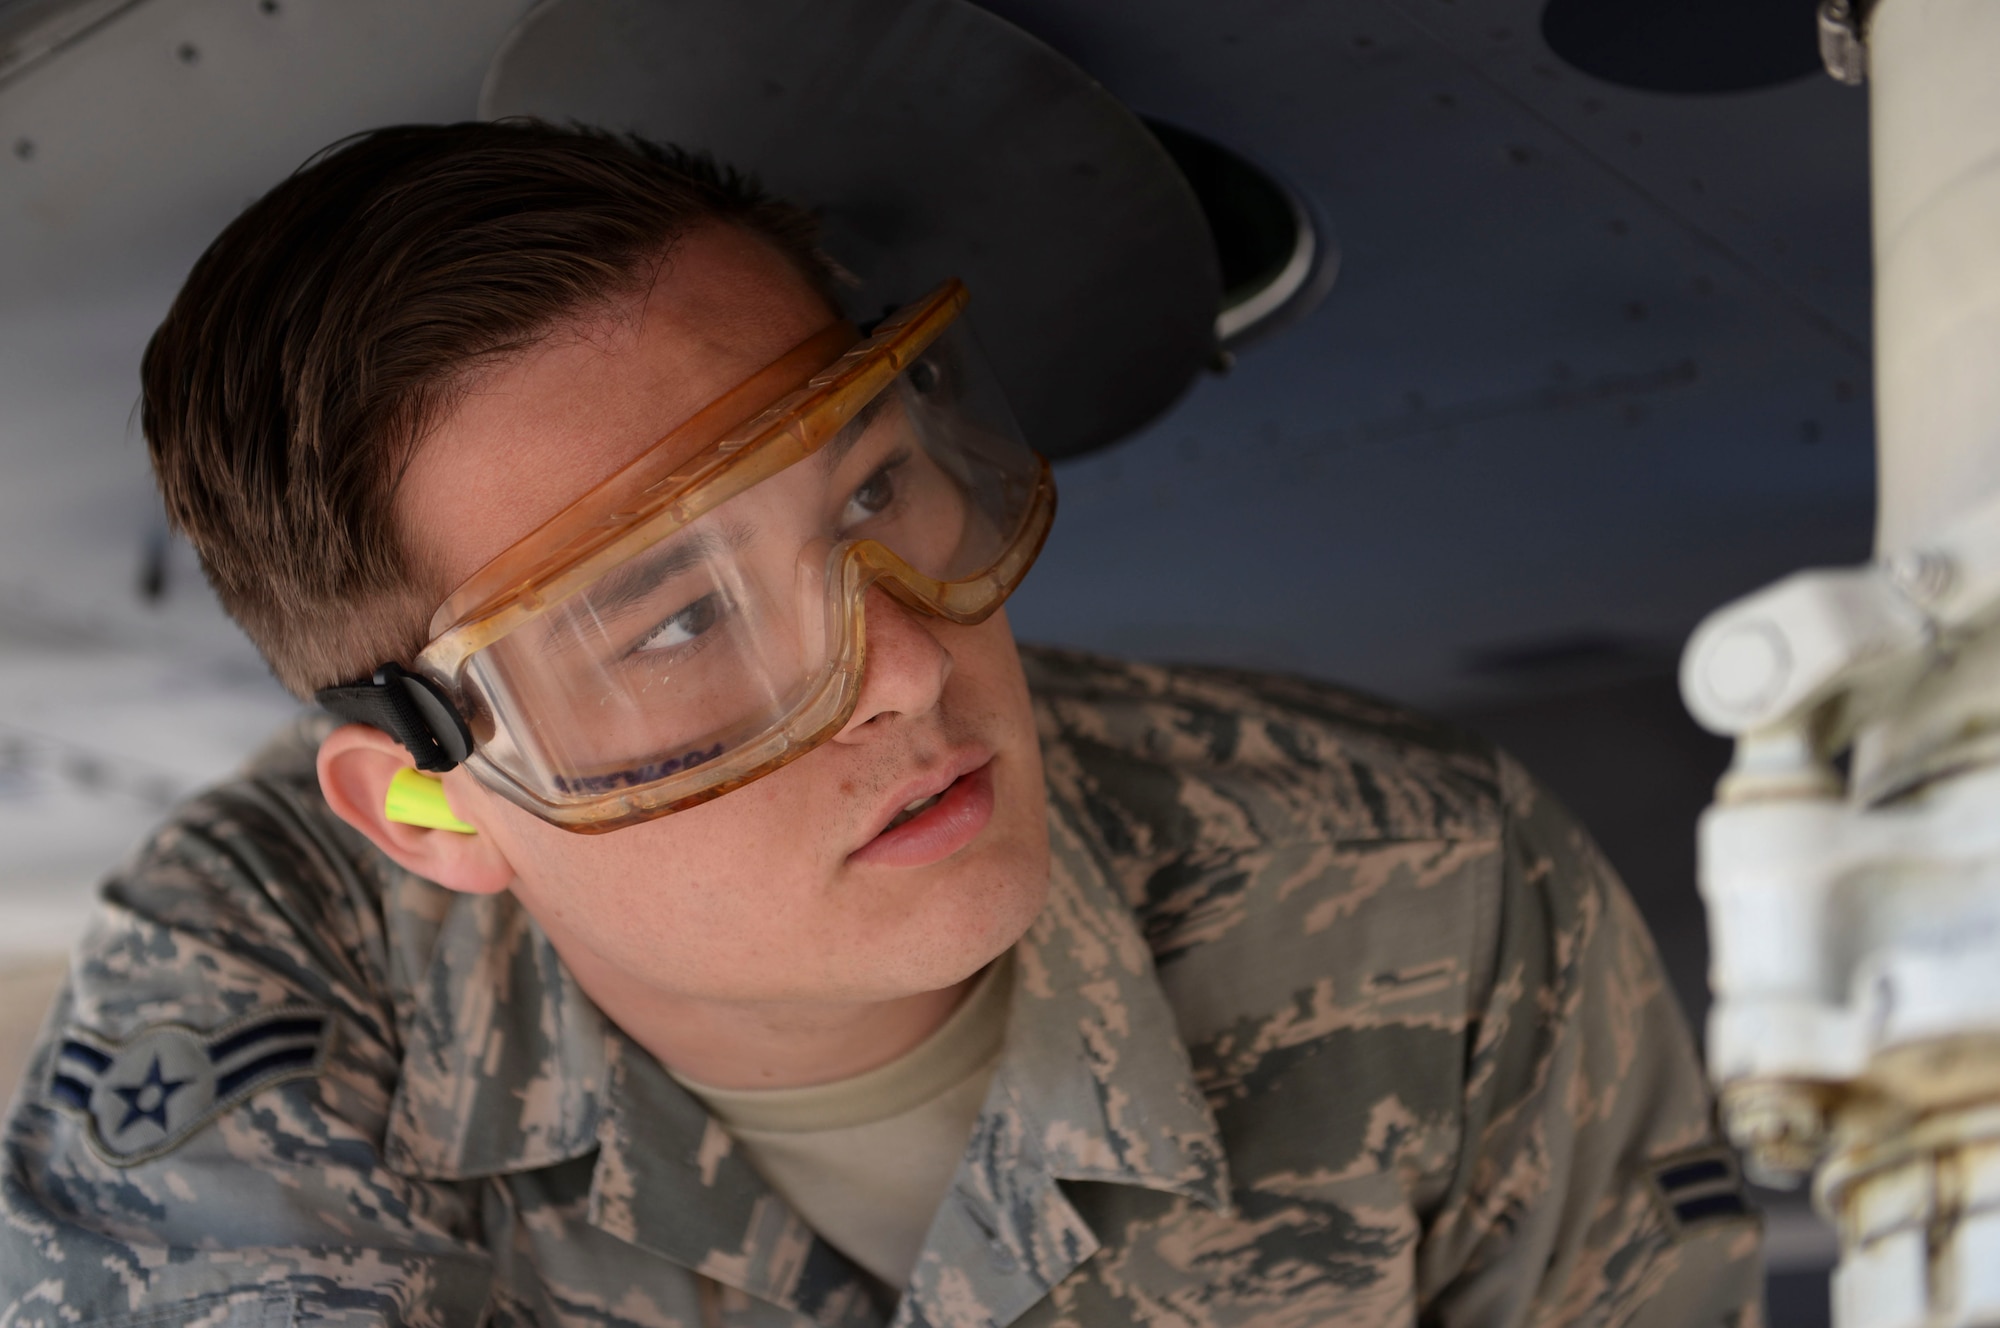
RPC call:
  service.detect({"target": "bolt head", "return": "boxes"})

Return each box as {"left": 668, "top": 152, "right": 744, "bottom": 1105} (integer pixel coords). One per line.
{"left": 1886, "top": 550, "right": 1953, "bottom": 605}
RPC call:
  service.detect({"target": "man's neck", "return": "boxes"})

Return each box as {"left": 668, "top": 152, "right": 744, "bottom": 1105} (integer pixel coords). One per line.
{"left": 561, "top": 951, "right": 980, "bottom": 1090}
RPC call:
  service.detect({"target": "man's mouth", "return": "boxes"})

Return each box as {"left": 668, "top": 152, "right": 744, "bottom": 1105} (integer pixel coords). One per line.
{"left": 883, "top": 792, "right": 946, "bottom": 833}
{"left": 850, "top": 757, "right": 998, "bottom": 868}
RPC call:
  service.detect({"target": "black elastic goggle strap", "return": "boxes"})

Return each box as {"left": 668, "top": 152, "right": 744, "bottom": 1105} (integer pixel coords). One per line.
{"left": 314, "top": 663, "right": 474, "bottom": 774}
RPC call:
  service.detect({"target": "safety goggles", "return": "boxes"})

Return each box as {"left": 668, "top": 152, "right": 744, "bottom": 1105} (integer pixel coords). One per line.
{"left": 317, "top": 281, "right": 1055, "bottom": 832}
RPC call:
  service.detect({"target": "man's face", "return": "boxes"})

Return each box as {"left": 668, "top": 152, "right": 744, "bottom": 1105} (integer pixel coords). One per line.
{"left": 395, "top": 225, "right": 1051, "bottom": 1007}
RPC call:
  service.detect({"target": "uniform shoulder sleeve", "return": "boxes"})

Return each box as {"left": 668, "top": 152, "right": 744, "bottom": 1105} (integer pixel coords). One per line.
{"left": 0, "top": 727, "right": 492, "bottom": 1324}
{"left": 1021, "top": 643, "right": 1499, "bottom": 858}
{"left": 1416, "top": 752, "right": 1765, "bottom": 1328}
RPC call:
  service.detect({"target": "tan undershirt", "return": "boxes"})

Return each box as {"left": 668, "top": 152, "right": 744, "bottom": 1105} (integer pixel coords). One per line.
{"left": 670, "top": 952, "right": 1014, "bottom": 1291}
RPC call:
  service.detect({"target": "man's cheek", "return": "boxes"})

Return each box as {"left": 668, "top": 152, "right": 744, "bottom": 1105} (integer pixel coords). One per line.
{"left": 724, "top": 764, "right": 840, "bottom": 858}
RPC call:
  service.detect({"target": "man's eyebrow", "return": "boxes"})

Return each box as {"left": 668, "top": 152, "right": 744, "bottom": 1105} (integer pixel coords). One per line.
{"left": 540, "top": 519, "right": 756, "bottom": 654}
{"left": 816, "top": 393, "right": 894, "bottom": 478}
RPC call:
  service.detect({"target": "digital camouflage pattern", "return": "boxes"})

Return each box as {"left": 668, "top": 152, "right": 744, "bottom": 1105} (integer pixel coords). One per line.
{"left": 0, "top": 646, "right": 1762, "bottom": 1327}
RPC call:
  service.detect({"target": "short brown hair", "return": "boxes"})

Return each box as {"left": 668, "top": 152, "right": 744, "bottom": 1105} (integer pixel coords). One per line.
{"left": 143, "top": 120, "right": 837, "bottom": 698}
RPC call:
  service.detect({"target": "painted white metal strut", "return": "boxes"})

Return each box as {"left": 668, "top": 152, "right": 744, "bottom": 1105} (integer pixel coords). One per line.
{"left": 1686, "top": 2, "right": 2000, "bottom": 1323}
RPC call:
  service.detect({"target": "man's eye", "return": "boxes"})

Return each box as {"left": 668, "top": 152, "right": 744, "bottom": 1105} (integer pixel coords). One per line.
{"left": 633, "top": 592, "right": 727, "bottom": 655}
{"left": 840, "top": 461, "right": 901, "bottom": 530}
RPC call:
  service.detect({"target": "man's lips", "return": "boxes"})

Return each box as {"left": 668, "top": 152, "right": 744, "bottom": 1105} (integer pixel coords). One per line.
{"left": 849, "top": 757, "right": 996, "bottom": 868}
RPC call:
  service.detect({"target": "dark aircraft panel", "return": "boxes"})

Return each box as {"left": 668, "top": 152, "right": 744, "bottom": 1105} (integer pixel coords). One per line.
{"left": 981, "top": 0, "right": 1875, "bottom": 710}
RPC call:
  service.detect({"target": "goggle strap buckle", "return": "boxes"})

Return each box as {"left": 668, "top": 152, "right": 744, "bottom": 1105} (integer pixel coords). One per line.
{"left": 315, "top": 663, "right": 473, "bottom": 774}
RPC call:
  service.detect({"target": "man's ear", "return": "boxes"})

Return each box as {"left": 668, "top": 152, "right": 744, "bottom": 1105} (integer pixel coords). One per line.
{"left": 316, "top": 724, "right": 516, "bottom": 895}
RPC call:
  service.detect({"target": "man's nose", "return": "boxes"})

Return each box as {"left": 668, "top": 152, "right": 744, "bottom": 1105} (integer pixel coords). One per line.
{"left": 831, "top": 584, "right": 953, "bottom": 740}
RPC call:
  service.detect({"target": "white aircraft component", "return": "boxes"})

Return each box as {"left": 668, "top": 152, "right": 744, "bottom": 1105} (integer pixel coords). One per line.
{"left": 1684, "top": 1, "right": 2000, "bottom": 1323}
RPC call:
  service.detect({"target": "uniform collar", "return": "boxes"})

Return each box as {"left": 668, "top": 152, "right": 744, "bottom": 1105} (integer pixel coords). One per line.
{"left": 382, "top": 787, "right": 1229, "bottom": 1325}
{"left": 891, "top": 790, "right": 1233, "bottom": 1326}
{"left": 984, "top": 792, "right": 1230, "bottom": 1207}
{"left": 382, "top": 888, "right": 608, "bottom": 1179}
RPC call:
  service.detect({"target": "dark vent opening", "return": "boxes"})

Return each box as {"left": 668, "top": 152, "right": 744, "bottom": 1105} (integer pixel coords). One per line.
{"left": 1541, "top": 0, "right": 1824, "bottom": 95}
{"left": 1145, "top": 118, "right": 1325, "bottom": 345}
{"left": 1466, "top": 633, "right": 1654, "bottom": 678}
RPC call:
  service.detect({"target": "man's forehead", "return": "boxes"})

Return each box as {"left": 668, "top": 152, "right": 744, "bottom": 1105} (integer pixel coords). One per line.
{"left": 396, "top": 224, "right": 836, "bottom": 598}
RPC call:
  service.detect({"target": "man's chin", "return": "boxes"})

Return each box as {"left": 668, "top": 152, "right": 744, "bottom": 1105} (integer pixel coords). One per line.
{"left": 835, "top": 841, "right": 1049, "bottom": 992}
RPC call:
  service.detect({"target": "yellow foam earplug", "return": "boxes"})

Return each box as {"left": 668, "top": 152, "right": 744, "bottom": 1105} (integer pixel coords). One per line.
{"left": 384, "top": 767, "right": 477, "bottom": 834}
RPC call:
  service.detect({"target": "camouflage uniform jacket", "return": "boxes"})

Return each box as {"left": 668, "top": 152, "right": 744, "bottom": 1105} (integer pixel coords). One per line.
{"left": 1, "top": 646, "right": 1762, "bottom": 1327}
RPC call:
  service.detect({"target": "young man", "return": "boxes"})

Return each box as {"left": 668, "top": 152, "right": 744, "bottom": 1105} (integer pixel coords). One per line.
{"left": 1, "top": 122, "right": 1761, "bottom": 1326}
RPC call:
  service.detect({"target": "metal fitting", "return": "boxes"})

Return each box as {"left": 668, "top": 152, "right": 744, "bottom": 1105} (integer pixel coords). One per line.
{"left": 1722, "top": 1081, "right": 1830, "bottom": 1188}
{"left": 1818, "top": 0, "right": 1868, "bottom": 85}
{"left": 1885, "top": 548, "right": 1954, "bottom": 608}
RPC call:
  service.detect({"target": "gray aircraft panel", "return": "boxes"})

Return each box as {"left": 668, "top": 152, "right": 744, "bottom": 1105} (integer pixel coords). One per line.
{"left": 0, "top": 0, "right": 538, "bottom": 932}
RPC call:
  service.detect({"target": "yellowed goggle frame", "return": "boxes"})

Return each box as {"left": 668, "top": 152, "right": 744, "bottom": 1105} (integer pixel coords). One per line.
{"left": 323, "top": 281, "right": 1055, "bottom": 834}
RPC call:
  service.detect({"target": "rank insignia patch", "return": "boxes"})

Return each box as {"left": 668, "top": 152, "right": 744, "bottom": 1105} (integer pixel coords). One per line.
{"left": 1648, "top": 1145, "right": 1753, "bottom": 1233}
{"left": 48, "top": 1005, "right": 330, "bottom": 1166}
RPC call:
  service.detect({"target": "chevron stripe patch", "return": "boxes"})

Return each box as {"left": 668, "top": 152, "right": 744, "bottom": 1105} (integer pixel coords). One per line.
{"left": 48, "top": 1005, "right": 331, "bottom": 1166}
{"left": 1648, "top": 1145, "right": 1753, "bottom": 1233}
